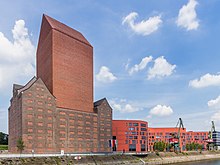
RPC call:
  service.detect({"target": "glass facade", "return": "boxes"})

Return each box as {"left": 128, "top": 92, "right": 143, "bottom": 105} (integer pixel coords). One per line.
{"left": 213, "top": 131, "right": 220, "bottom": 146}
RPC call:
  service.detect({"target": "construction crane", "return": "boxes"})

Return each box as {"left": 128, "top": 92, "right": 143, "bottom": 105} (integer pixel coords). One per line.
{"left": 206, "top": 121, "right": 215, "bottom": 150}
{"left": 176, "top": 118, "right": 184, "bottom": 152}
{"left": 211, "top": 121, "right": 216, "bottom": 138}
{"left": 169, "top": 118, "right": 184, "bottom": 152}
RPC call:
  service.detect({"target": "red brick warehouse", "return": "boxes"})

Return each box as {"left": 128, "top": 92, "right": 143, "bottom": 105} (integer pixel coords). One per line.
{"left": 8, "top": 14, "right": 112, "bottom": 154}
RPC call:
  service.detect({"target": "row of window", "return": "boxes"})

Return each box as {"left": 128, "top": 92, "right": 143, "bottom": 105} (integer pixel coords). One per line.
{"left": 128, "top": 127, "right": 147, "bottom": 131}
{"left": 125, "top": 140, "right": 147, "bottom": 144}
{"left": 125, "top": 132, "right": 146, "bottom": 135}
{"left": 126, "top": 135, "right": 147, "bottom": 140}
{"left": 127, "top": 123, "right": 147, "bottom": 127}
{"left": 149, "top": 132, "right": 208, "bottom": 136}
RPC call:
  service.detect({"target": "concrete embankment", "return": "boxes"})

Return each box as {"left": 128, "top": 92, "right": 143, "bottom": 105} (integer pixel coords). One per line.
{"left": 142, "top": 151, "right": 220, "bottom": 164}
{"left": 0, "top": 155, "right": 140, "bottom": 165}
{"left": 1, "top": 151, "right": 220, "bottom": 164}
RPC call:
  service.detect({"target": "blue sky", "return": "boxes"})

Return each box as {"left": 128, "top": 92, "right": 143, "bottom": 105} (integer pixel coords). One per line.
{"left": 1, "top": 0, "right": 220, "bottom": 133}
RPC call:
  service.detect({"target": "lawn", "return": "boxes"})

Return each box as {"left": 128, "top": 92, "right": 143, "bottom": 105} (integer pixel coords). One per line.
{"left": 0, "top": 145, "right": 8, "bottom": 150}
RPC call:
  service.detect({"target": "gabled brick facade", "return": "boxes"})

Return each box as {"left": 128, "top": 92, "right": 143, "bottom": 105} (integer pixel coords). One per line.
{"left": 9, "top": 77, "right": 112, "bottom": 154}
{"left": 94, "top": 98, "right": 112, "bottom": 152}
{"left": 9, "top": 77, "right": 56, "bottom": 153}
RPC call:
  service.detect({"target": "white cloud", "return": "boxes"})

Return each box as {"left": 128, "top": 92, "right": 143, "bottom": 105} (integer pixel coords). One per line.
{"left": 176, "top": 0, "right": 199, "bottom": 31}
{"left": 96, "top": 66, "right": 117, "bottom": 83}
{"left": 110, "top": 99, "right": 140, "bottom": 113}
{"left": 208, "top": 95, "right": 220, "bottom": 108}
{"left": 129, "top": 56, "right": 153, "bottom": 75}
{"left": 208, "top": 96, "right": 220, "bottom": 128}
{"left": 0, "top": 20, "right": 35, "bottom": 93}
{"left": 124, "top": 59, "right": 131, "bottom": 71}
{"left": 189, "top": 73, "right": 220, "bottom": 88}
{"left": 148, "top": 56, "right": 176, "bottom": 79}
{"left": 149, "top": 105, "right": 173, "bottom": 117}
{"left": 211, "top": 111, "right": 220, "bottom": 125}
{"left": 122, "top": 12, "right": 162, "bottom": 36}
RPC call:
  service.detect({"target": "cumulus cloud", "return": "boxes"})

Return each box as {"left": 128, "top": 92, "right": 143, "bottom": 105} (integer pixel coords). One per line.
{"left": 122, "top": 12, "right": 162, "bottom": 36}
{"left": 148, "top": 56, "right": 176, "bottom": 79}
{"left": 0, "top": 20, "right": 35, "bottom": 93}
{"left": 176, "top": 0, "right": 199, "bottom": 31}
{"left": 189, "top": 73, "right": 220, "bottom": 88}
{"left": 149, "top": 105, "right": 173, "bottom": 117}
{"left": 208, "top": 95, "right": 220, "bottom": 108}
{"left": 96, "top": 66, "right": 117, "bottom": 83}
{"left": 128, "top": 56, "right": 153, "bottom": 75}
{"left": 110, "top": 99, "right": 140, "bottom": 113}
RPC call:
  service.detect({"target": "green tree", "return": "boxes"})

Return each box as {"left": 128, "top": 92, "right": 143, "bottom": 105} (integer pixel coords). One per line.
{"left": 186, "top": 143, "right": 203, "bottom": 151}
{"left": 186, "top": 143, "right": 190, "bottom": 151}
{"left": 198, "top": 144, "right": 203, "bottom": 151}
{"left": 195, "top": 143, "right": 199, "bottom": 151}
{"left": 153, "top": 141, "right": 166, "bottom": 152}
{"left": 0, "top": 132, "right": 8, "bottom": 145}
{"left": 17, "top": 137, "right": 25, "bottom": 154}
{"left": 153, "top": 142, "right": 158, "bottom": 151}
{"left": 166, "top": 143, "right": 172, "bottom": 151}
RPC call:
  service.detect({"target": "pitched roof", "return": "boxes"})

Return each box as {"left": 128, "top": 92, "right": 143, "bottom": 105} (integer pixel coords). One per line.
{"left": 43, "top": 14, "right": 92, "bottom": 47}
{"left": 13, "top": 84, "right": 23, "bottom": 90}
{"left": 17, "top": 77, "right": 37, "bottom": 95}
{"left": 94, "top": 98, "right": 107, "bottom": 107}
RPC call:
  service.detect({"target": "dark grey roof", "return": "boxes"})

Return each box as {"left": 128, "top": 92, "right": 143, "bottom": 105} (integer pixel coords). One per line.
{"left": 13, "top": 84, "right": 24, "bottom": 90}
{"left": 94, "top": 98, "right": 107, "bottom": 107}
{"left": 17, "top": 77, "right": 37, "bottom": 95}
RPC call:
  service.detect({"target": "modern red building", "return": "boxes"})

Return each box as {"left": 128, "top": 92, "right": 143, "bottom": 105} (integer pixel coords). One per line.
{"left": 186, "top": 131, "right": 209, "bottom": 149}
{"left": 113, "top": 120, "right": 209, "bottom": 153}
{"left": 148, "top": 127, "right": 186, "bottom": 151}
{"left": 112, "top": 120, "right": 148, "bottom": 152}
{"left": 148, "top": 128, "right": 208, "bottom": 151}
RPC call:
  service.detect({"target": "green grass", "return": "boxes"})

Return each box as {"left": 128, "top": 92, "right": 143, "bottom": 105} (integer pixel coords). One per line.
{"left": 0, "top": 145, "right": 8, "bottom": 150}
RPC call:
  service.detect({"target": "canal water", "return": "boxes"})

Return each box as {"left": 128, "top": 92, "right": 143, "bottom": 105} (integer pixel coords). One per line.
{"left": 176, "top": 160, "right": 220, "bottom": 165}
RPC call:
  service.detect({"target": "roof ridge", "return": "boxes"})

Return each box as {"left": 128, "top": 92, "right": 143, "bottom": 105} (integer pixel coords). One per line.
{"left": 43, "top": 14, "right": 92, "bottom": 47}
{"left": 17, "top": 76, "right": 37, "bottom": 95}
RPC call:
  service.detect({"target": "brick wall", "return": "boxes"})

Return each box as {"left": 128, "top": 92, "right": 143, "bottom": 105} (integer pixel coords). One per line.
{"left": 8, "top": 87, "right": 23, "bottom": 153}
{"left": 55, "top": 108, "right": 98, "bottom": 153}
{"left": 95, "top": 99, "right": 112, "bottom": 152}
{"left": 21, "top": 78, "right": 57, "bottom": 154}
{"left": 37, "top": 15, "right": 93, "bottom": 113}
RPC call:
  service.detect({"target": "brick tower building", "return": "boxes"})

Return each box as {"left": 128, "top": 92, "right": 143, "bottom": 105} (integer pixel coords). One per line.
{"left": 37, "top": 15, "right": 93, "bottom": 113}
{"left": 8, "top": 15, "right": 112, "bottom": 154}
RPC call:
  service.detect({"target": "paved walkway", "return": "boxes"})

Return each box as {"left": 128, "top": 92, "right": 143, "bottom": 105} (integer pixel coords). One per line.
{"left": 0, "top": 152, "right": 147, "bottom": 158}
